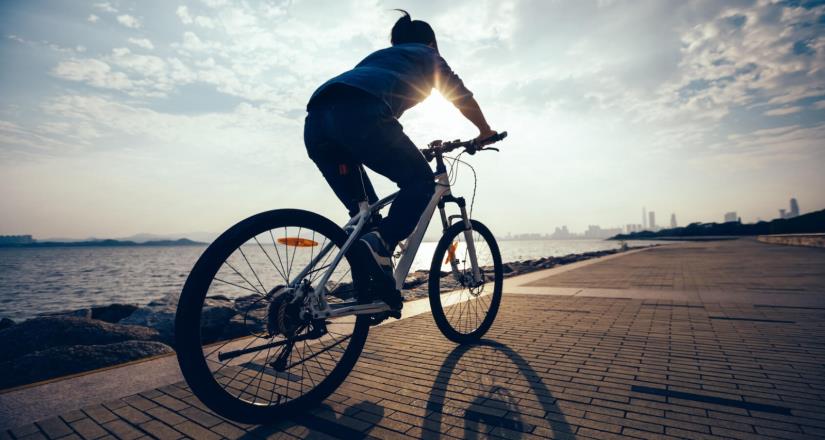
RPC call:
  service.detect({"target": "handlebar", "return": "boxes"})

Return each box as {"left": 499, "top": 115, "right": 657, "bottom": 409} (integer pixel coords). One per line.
{"left": 421, "top": 131, "right": 508, "bottom": 161}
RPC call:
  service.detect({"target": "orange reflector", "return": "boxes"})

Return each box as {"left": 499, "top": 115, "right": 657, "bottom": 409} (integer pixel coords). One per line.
{"left": 277, "top": 237, "right": 319, "bottom": 247}
{"left": 444, "top": 241, "right": 458, "bottom": 265}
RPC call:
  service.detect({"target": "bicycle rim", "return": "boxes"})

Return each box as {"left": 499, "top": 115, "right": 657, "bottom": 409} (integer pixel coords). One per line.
{"left": 429, "top": 220, "right": 503, "bottom": 343}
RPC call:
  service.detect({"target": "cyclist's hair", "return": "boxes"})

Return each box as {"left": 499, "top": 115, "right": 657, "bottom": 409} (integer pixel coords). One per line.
{"left": 390, "top": 9, "right": 438, "bottom": 51}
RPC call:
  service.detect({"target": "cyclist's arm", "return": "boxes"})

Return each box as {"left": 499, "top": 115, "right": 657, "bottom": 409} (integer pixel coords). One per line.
{"left": 434, "top": 55, "right": 495, "bottom": 139}
{"left": 455, "top": 96, "right": 495, "bottom": 139}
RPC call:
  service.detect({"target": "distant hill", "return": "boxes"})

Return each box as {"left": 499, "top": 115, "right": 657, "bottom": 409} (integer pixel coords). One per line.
{"left": 612, "top": 209, "right": 825, "bottom": 240}
{"left": 0, "top": 238, "right": 207, "bottom": 248}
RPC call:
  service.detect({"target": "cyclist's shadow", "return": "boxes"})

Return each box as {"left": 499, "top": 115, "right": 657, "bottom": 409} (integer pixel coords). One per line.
{"left": 424, "top": 339, "right": 574, "bottom": 439}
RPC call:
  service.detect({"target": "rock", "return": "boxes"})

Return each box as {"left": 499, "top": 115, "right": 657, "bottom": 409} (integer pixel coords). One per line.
{"left": 121, "top": 294, "right": 236, "bottom": 344}
{"left": 327, "top": 282, "right": 356, "bottom": 300}
{"left": 234, "top": 294, "right": 267, "bottom": 311}
{"left": 0, "top": 341, "right": 173, "bottom": 390}
{"left": 91, "top": 304, "right": 138, "bottom": 323}
{"left": 200, "top": 298, "right": 237, "bottom": 343}
{"left": 502, "top": 264, "right": 515, "bottom": 274}
{"left": 120, "top": 307, "right": 175, "bottom": 343}
{"left": 222, "top": 312, "right": 267, "bottom": 340}
{"left": 0, "top": 317, "right": 160, "bottom": 362}
{"left": 0, "top": 318, "right": 13, "bottom": 331}
{"left": 119, "top": 293, "right": 179, "bottom": 342}
{"left": 403, "top": 270, "right": 429, "bottom": 289}
{"left": 38, "top": 308, "right": 92, "bottom": 319}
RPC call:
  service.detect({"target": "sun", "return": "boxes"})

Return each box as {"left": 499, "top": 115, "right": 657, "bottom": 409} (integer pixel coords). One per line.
{"left": 406, "top": 90, "right": 474, "bottom": 140}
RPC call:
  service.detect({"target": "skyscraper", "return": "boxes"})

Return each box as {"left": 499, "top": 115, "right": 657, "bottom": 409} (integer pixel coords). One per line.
{"left": 648, "top": 211, "right": 656, "bottom": 230}
{"left": 642, "top": 207, "right": 647, "bottom": 229}
{"left": 670, "top": 213, "right": 677, "bottom": 229}
{"left": 724, "top": 212, "right": 738, "bottom": 223}
{"left": 789, "top": 198, "right": 800, "bottom": 218}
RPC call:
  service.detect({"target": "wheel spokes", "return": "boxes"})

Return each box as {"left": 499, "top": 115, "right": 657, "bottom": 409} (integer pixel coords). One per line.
{"left": 199, "top": 224, "right": 359, "bottom": 407}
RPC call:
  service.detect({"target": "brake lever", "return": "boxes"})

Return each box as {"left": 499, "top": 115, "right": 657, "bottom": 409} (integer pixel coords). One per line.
{"left": 483, "top": 147, "right": 500, "bottom": 152}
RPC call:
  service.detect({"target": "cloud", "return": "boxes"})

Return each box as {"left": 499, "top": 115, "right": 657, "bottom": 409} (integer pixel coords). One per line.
{"left": 707, "top": 123, "right": 825, "bottom": 166}
{"left": 87, "top": 14, "right": 99, "bottom": 23}
{"left": 93, "top": 2, "right": 117, "bottom": 13}
{"left": 176, "top": 6, "right": 193, "bottom": 25}
{"left": 127, "top": 38, "right": 154, "bottom": 50}
{"left": 52, "top": 58, "right": 133, "bottom": 91}
{"left": 764, "top": 106, "right": 804, "bottom": 116}
{"left": 116, "top": 14, "right": 142, "bottom": 29}
{"left": 194, "top": 16, "right": 216, "bottom": 29}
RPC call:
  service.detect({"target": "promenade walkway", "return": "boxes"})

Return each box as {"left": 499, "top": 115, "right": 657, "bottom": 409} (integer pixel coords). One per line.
{"left": 2, "top": 239, "right": 824, "bottom": 439}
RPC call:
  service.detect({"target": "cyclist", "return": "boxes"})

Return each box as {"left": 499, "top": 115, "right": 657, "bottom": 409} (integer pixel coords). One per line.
{"left": 303, "top": 10, "right": 497, "bottom": 311}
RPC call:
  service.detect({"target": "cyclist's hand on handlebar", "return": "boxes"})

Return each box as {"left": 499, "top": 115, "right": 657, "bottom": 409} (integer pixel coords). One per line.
{"left": 474, "top": 128, "right": 498, "bottom": 145}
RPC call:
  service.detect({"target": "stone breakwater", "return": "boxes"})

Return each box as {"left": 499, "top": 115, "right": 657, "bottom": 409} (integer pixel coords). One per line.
{"left": 0, "top": 247, "right": 632, "bottom": 389}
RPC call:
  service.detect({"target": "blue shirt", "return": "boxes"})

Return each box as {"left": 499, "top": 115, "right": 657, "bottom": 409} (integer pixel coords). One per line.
{"left": 308, "top": 43, "right": 473, "bottom": 118}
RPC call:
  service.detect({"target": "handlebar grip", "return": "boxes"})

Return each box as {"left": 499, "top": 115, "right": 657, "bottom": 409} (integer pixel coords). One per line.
{"left": 478, "top": 131, "right": 508, "bottom": 145}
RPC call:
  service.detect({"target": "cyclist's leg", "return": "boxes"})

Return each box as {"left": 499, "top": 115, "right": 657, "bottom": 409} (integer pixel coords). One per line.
{"left": 351, "top": 118, "right": 435, "bottom": 249}
{"left": 304, "top": 111, "right": 378, "bottom": 217}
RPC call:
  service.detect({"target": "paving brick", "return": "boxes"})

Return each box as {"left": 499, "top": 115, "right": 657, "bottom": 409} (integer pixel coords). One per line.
{"left": 121, "top": 396, "right": 156, "bottom": 412}
{"left": 137, "top": 420, "right": 182, "bottom": 440}
{"left": 145, "top": 406, "right": 187, "bottom": 426}
{"left": 68, "top": 418, "right": 108, "bottom": 439}
{"left": 111, "top": 406, "right": 151, "bottom": 425}
{"left": 210, "top": 422, "right": 246, "bottom": 439}
{"left": 35, "top": 417, "right": 73, "bottom": 438}
{"left": 177, "top": 406, "right": 222, "bottom": 428}
{"left": 9, "top": 424, "right": 40, "bottom": 438}
{"left": 149, "top": 395, "right": 188, "bottom": 412}
{"left": 170, "top": 421, "right": 220, "bottom": 440}
{"left": 101, "top": 420, "right": 144, "bottom": 440}
{"left": 59, "top": 411, "right": 86, "bottom": 424}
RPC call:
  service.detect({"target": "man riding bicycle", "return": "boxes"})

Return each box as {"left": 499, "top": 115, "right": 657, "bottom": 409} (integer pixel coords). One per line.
{"left": 304, "top": 10, "right": 497, "bottom": 311}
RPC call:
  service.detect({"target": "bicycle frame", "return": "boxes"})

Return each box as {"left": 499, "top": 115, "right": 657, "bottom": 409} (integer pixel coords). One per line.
{"left": 292, "top": 161, "right": 482, "bottom": 320}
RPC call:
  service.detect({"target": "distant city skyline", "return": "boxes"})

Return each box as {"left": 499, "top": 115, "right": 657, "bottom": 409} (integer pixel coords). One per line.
{"left": 1, "top": 2, "right": 823, "bottom": 238}
{"left": 9, "top": 196, "right": 818, "bottom": 241}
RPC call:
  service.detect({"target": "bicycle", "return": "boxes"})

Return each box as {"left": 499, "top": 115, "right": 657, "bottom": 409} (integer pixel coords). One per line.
{"left": 175, "top": 131, "right": 508, "bottom": 423}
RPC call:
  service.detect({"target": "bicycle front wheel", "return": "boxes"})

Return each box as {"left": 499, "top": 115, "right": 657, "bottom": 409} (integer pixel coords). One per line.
{"left": 175, "top": 209, "right": 370, "bottom": 423}
{"left": 428, "top": 220, "right": 503, "bottom": 343}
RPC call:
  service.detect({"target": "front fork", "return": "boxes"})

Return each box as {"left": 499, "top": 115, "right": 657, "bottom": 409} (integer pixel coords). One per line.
{"left": 439, "top": 197, "right": 483, "bottom": 285}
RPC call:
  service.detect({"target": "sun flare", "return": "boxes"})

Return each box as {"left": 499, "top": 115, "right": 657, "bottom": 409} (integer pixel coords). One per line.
{"left": 407, "top": 90, "right": 474, "bottom": 139}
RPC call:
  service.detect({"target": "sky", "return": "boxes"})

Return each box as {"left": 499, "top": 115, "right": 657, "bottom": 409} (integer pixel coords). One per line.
{"left": 1, "top": 0, "right": 824, "bottom": 239}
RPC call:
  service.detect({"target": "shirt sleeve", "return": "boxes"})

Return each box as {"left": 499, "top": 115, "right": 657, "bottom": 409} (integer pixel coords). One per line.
{"left": 434, "top": 55, "right": 474, "bottom": 106}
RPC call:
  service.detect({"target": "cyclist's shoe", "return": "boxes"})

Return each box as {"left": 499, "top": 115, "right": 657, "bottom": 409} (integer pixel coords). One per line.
{"left": 378, "top": 288, "right": 404, "bottom": 313}
{"left": 355, "top": 231, "right": 394, "bottom": 281}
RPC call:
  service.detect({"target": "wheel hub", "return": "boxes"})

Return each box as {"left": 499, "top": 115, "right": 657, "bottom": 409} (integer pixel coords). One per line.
{"left": 267, "top": 289, "right": 305, "bottom": 338}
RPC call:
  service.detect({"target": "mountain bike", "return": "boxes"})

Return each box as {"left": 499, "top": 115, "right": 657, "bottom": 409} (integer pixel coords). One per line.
{"left": 175, "top": 132, "right": 508, "bottom": 423}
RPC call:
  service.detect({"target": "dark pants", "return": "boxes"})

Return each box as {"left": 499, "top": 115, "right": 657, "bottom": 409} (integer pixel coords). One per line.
{"left": 304, "top": 86, "right": 435, "bottom": 248}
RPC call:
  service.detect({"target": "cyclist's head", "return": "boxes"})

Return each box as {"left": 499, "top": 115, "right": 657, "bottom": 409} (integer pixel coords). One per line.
{"left": 390, "top": 10, "right": 438, "bottom": 52}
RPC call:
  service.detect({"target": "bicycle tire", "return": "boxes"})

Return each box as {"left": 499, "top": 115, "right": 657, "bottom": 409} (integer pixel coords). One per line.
{"left": 175, "top": 209, "right": 370, "bottom": 423}
{"left": 428, "top": 220, "right": 503, "bottom": 343}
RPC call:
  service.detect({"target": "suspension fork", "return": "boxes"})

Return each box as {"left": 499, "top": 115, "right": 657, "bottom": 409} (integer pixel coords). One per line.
{"left": 439, "top": 196, "right": 483, "bottom": 283}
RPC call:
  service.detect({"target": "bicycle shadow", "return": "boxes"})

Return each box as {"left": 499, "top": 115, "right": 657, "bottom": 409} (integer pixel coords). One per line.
{"left": 424, "top": 339, "right": 574, "bottom": 439}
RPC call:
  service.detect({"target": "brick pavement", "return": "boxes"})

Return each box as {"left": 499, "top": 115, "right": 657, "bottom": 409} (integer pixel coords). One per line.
{"left": 3, "top": 241, "right": 825, "bottom": 439}
{"left": 526, "top": 239, "right": 825, "bottom": 294}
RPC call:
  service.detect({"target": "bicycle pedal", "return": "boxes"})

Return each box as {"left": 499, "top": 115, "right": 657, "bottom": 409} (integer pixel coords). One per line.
{"left": 367, "top": 312, "right": 389, "bottom": 326}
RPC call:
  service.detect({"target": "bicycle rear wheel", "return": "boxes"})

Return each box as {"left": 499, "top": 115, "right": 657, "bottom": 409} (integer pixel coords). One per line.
{"left": 428, "top": 220, "right": 503, "bottom": 343}
{"left": 175, "top": 209, "right": 370, "bottom": 423}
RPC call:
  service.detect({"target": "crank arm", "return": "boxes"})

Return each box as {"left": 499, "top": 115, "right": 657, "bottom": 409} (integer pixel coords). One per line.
{"left": 326, "top": 301, "right": 391, "bottom": 318}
